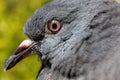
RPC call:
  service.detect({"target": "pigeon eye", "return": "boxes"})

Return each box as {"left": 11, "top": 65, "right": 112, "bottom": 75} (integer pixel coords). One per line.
{"left": 47, "top": 20, "right": 62, "bottom": 34}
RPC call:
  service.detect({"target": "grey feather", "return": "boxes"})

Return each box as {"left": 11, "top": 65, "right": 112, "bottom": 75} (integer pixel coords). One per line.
{"left": 23, "top": 0, "right": 120, "bottom": 80}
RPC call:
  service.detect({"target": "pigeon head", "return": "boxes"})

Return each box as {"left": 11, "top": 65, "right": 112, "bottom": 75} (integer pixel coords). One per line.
{"left": 4, "top": 0, "right": 87, "bottom": 71}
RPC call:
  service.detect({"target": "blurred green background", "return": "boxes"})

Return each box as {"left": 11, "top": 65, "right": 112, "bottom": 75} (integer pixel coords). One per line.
{"left": 0, "top": 0, "right": 120, "bottom": 80}
{"left": 0, "top": 0, "right": 51, "bottom": 80}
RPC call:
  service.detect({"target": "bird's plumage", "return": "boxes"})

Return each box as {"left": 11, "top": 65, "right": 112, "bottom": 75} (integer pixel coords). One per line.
{"left": 5, "top": 0, "right": 120, "bottom": 80}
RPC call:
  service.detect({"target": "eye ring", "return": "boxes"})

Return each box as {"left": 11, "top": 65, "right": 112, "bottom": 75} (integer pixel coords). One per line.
{"left": 47, "top": 20, "right": 62, "bottom": 34}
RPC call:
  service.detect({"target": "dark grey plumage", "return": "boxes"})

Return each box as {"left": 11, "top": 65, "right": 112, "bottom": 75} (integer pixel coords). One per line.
{"left": 5, "top": 0, "right": 120, "bottom": 80}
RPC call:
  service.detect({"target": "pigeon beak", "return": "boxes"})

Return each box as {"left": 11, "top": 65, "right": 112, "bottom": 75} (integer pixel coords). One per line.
{"left": 4, "top": 39, "right": 39, "bottom": 71}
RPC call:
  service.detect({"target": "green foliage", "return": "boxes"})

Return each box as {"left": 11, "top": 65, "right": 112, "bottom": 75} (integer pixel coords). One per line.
{"left": 0, "top": 0, "right": 51, "bottom": 80}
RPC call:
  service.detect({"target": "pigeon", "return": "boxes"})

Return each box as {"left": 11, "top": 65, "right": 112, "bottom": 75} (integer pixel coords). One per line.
{"left": 4, "top": 0, "right": 120, "bottom": 80}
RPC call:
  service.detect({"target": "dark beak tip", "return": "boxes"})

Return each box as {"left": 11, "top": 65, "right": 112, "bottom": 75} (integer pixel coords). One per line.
{"left": 4, "top": 67, "right": 7, "bottom": 72}
{"left": 4, "top": 63, "right": 10, "bottom": 72}
{"left": 4, "top": 56, "right": 15, "bottom": 72}
{"left": 4, "top": 59, "right": 10, "bottom": 72}
{"left": 4, "top": 64, "right": 12, "bottom": 72}
{"left": 4, "top": 39, "right": 39, "bottom": 71}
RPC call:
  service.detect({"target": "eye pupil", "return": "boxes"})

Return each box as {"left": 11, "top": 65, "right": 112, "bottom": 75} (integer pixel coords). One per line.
{"left": 52, "top": 23, "right": 57, "bottom": 29}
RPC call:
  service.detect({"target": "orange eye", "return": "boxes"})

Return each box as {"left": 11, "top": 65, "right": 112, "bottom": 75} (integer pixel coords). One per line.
{"left": 48, "top": 20, "right": 62, "bottom": 34}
